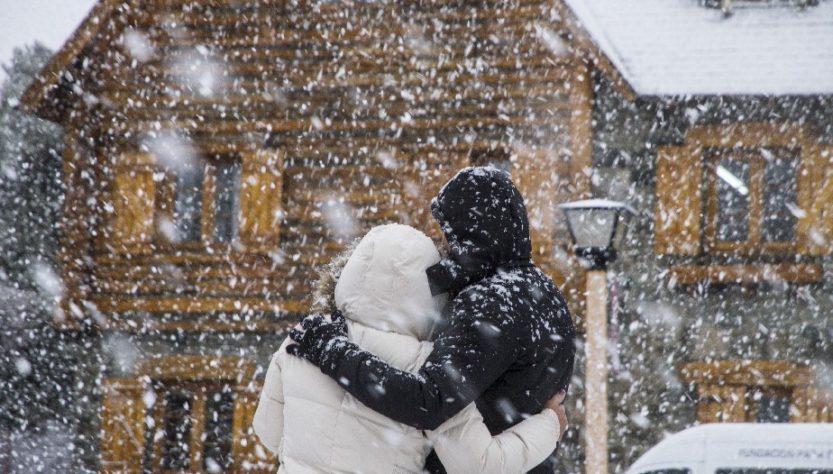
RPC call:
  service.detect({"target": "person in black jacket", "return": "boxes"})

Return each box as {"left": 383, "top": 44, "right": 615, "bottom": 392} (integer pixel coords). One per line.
{"left": 288, "top": 166, "right": 576, "bottom": 473}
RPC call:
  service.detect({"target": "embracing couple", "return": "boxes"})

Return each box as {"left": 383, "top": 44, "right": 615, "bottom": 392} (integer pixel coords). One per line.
{"left": 253, "top": 167, "right": 577, "bottom": 473}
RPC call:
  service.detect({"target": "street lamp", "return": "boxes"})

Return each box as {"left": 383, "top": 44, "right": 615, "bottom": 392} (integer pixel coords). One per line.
{"left": 558, "top": 199, "right": 634, "bottom": 474}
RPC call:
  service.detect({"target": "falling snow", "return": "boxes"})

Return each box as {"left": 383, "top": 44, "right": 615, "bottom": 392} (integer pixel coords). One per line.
{"left": 1, "top": 1, "right": 833, "bottom": 473}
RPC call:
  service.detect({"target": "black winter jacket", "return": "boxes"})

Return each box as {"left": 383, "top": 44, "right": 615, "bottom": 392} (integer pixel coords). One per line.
{"left": 319, "top": 167, "right": 576, "bottom": 473}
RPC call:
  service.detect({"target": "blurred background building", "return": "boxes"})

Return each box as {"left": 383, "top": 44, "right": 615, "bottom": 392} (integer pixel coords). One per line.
{"left": 3, "top": 0, "right": 833, "bottom": 472}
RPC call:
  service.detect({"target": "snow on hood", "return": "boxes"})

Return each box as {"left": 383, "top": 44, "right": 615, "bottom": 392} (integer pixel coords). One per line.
{"left": 426, "top": 166, "right": 533, "bottom": 294}
{"left": 335, "top": 224, "right": 447, "bottom": 340}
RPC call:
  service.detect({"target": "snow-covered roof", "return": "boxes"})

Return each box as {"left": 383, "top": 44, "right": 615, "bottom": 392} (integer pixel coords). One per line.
{"left": 564, "top": 0, "right": 833, "bottom": 96}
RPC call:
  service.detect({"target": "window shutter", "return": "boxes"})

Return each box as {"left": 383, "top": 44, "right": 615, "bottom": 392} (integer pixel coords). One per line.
{"left": 696, "top": 384, "right": 747, "bottom": 423}
{"left": 112, "top": 153, "right": 156, "bottom": 253}
{"left": 792, "top": 387, "right": 833, "bottom": 422}
{"left": 100, "top": 379, "right": 147, "bottom": 474}
{"left": 239, "top": 150, "right": 284, "bottom": 252}
{"left": 797, "top": 145, "right": 833, "bottom": 255}
{"left": 654, "top": 145, "right": 702, "bottom": 255}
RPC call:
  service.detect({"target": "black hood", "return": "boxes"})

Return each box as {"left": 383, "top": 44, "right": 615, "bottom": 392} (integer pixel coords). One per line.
{"left": 426, "top": 167, "right": 532, "bottom": 294}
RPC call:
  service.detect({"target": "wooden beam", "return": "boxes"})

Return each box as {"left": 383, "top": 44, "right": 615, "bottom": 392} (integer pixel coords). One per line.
{"left": 91, "top": 295, "right": 308, "bottom": 315}
{"left": 118, "top": 98, "right": 574, "bottom": 124}
{"left": 686, "top": 123, "right": 809, "bottom": 148}
{"left": 668, "top": 264, "right": 823, "bottom": 286}
{"left": 681, "top": 360, "right": 813, "bottom": 388}
{"left": 103, "top": 82, "right": 571, "bottom": 111}
{"left": 112, "top": 114, "right": 572, "bottom": 135}
{"left": 98, "top": 316, "right": 297, "bottom": 333}
{"left": 106, "top": 68, "right": 574, "bottom": 98}
{"left": 145, "top": 0, "right": 549, "bottom": 19}
{"left": 92, "top": 279, "right": 293, "bottom": 297}
{"left": 140, "top": 21, "right": 541, "bottom": 49}
{"left": 136, "top": 355, "right": 256, "bottom": 382}
{"left": 140, "top": 1, "right": 551, "bottom": 26}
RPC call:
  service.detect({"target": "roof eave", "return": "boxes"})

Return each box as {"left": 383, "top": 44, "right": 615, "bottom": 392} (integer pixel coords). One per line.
{"left": 18, "top": 0, "right": 121, "bottom": 124}
{"left": 554, "top": 0, "right": 638, "bottom": 102}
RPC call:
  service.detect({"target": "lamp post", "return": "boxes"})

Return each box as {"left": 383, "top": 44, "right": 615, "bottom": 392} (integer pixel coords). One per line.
{"left": 558, "top": 199, "right": 634, "bottom": 474}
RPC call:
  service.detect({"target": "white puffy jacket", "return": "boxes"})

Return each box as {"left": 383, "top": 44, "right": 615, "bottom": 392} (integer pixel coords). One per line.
{"left": 253, "top": 224, "right": 560, "bottom": 474}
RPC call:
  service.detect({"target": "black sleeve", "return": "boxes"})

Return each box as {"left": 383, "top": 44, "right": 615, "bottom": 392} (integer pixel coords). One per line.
{"left": 318, "top": 296, "right": 518, "bottom": 431}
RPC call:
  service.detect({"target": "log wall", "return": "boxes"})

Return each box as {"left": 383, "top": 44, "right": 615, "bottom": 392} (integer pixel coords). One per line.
{"left": 55, "top": 0, "right": 590, "bottom": 330}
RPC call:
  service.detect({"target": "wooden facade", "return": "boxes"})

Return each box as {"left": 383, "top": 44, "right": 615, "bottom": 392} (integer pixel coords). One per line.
{"left": 655, "top": 123, "right": 833, "bottom": 259}
{"left": 101, "top": 356, "right": 272, "bottom": 473}
{"left": 652, "top": 120, "right": 833, "bottom": 434}
{"left": 20, "top": 0, "right": 595, "bottom": 471}
{"left": 22, "top": 0, "right": 593, "bottom": 333}
{"left": 681, "top": 361, "right": 833, "bottom": 424}
{"left": 20, "top": 0, "right": 833, "bottom": 472}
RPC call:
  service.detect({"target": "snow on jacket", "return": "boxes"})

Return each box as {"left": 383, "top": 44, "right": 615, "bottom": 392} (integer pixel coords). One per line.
{"left": 307, "top": 168, "right": 577, "bottom": 474}
{"left": 253, "top": 224, "right": 560, "bottom": 474}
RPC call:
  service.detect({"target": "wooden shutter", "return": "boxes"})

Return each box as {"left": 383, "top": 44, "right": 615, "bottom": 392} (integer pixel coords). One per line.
{"left": 232, "top": 383, "right": 276, "bottom": 472}
{"left": 112, "top": 153, "right": 156, "bottom": 253}
{"left": 696, "top": 384, "right": 747, "bottom": 423}
{"left": 100, "top": 379, "right": 147, "bottom": 474}
{"left": 797, "top": 145, "right": 833, "bottom": 255}
{"left": 239, "top": 150, "right": 283, "bottom": 252}
{"left": 790, "top": 387, "right": 833, "bottom": 422}
{"left": 654, "top": 145, "right": 702, "bottom": 255}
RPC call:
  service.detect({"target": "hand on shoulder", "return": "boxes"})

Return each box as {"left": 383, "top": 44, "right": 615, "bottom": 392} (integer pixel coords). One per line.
{"left": 286, "top": 310, "right": 349, "bottom": 367}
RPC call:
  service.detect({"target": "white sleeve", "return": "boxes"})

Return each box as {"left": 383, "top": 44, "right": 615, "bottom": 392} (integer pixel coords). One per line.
{"left": 426, "top": 403, "right": 560, "bottom": 474}
{"left": 252, "top": 346, "right": 286, "bottom": 454}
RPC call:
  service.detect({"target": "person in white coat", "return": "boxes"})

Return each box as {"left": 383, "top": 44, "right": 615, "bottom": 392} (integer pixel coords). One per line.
{"left": 253, "top": 224, "right": 566, "bottom": 474}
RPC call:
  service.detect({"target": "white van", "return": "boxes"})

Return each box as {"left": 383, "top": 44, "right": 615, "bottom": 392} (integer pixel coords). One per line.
{"left": 625, "top": 423, "right": 833, "bottom": 474}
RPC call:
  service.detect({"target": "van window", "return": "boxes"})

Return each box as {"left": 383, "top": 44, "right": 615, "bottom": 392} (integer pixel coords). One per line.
{"left": 717, "top": 470, "right": 833, "bottom": 474}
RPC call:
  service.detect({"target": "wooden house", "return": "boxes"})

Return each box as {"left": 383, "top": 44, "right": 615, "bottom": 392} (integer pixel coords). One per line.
{"left": 18, "top": 0, "right": 599, "bottom": 471}
{"left": 18, "top": 0, "right": 833, "bottom": 471}
{"left": 569, "top": 0, "right": 833, "bottom": 467}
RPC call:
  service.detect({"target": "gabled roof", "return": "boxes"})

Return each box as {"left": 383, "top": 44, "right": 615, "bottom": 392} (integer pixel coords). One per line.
{"left": 21, "top": 0, "right": 636, "bottom": 123}
{"left": 564, "top": 0, "right": 833, "bottom": 96}
{"left": 27, "top": 0, "right": 833, "bottom": 123}
{"left": 18, "top": 0, "right": 121, "bottom": 122}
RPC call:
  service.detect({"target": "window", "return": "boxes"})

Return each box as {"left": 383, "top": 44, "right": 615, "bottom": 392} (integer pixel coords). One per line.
{"left": 679, "top": 361, "right": 833, "bottom": 424}
{"left": 752, "top": 388, "right": 790, "bottom": 423}
{"left": 213, "top": 162, "right": 241, "bottom": 242}
{"left": 101, "top": 357, "right": 274, "bottom": 473}
{"left": 706, "top": 147, "right": 798, "bottom": 253}
{"left": 157, "top": 157, "right": 241, "bottom": 245}
{"left": 174, "top": 164, "right": 204, "bottom": 243}
{"left": 145, "top": 382, "right": 236, "bottom": 473}
{"left": 203, "top": 391, "right": 236, "bottom": 470}
{"left": 161, "top": 391, "right": 193, "bottom": 470}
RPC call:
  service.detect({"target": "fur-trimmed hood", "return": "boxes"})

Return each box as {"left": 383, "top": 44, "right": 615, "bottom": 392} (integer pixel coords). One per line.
{"left": 334, "top": 224, "right": 446, "bottom": 340}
